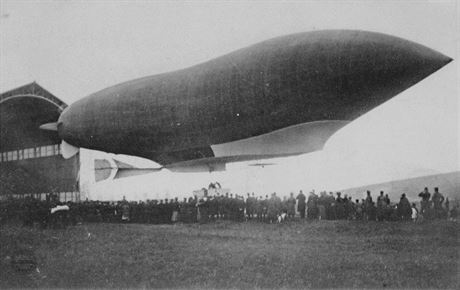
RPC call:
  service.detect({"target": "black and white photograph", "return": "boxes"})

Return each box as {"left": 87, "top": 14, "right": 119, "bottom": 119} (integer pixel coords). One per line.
{"left": 0, "top": 0, "right": 458, "bottom": 288}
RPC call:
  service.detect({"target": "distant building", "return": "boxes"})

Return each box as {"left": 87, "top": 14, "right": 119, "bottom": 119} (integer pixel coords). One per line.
{"left": 0, "top": 82, "right": 80, "bottom": 201}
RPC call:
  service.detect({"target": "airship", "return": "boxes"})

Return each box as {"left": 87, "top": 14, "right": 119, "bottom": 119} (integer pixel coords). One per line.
{"left": 41, "top": 30, "right": 452, "bottom": 176}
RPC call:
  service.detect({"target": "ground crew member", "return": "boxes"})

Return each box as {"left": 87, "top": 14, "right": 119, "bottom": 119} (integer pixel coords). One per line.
{"left": 418, "top": 187, "right": 431, "bottom": 215}
{"left": 432, "top": 187, "right": 445, "bottom": 218}
{"left": 296, "top": 190, "right": 306, "bottom": 219}
{"left": 287, "top": 192, "right": 296, "bottom": 219}
{"left": 376, "top": 191, "right": 385, "bottom": 221}
{"left": 307, "top": 191, "right": 319, "bottom": 219}
{"left": 398, "top": 193, "right": 411, "bottom": 221}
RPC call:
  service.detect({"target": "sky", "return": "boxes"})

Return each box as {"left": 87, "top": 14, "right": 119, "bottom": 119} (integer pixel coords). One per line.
{"left": 1, "top": 0, "right": 459, "bottom": 200}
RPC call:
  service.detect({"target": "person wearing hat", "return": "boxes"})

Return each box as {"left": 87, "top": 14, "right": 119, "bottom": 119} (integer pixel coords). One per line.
{"left": 267, "top": 192, "right": 280, "bottom": 223}
{"left": 376, "top": 191, "right": 386, "bottom": 221}
{"left": 418, "top": 187, "right": 431, "bottom": 215}
{"left": 296, "top": 190, "right": 306, "bottom": 219}
{"left": 287, "top": 192, "right": 296, "bottom": 220}
{"left": 364, "top": 191, "right": 373, "bottom": 221}
{"left": 307, "top": 190, "right": 319, "bottom": 219}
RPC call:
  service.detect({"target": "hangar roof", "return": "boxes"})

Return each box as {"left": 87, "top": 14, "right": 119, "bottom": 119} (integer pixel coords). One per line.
{"left": 0, "top": 82, "right": 67, "bottom": 151}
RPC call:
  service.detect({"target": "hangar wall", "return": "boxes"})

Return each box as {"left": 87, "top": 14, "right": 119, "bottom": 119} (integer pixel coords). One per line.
{"left": 0, "top": 82, "right": 80, "bottom": 201}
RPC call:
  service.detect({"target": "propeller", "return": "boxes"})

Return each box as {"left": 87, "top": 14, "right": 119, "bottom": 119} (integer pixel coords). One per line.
{"left": 248, "top": 163, "right": 276, "bottom": 167}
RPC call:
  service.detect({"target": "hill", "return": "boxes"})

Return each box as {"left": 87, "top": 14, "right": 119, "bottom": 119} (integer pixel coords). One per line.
{"left": 341, "top": 171, "right": 460, "bottom": 202}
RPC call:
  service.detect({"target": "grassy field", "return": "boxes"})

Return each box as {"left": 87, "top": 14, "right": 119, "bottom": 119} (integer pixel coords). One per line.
{"left": 0, "top": 220, "right": 458, "bottom": 289}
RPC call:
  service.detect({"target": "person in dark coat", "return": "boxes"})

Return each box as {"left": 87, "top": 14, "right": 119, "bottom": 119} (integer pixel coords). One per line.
{"left": 376, "top": 191, "right": 386, "bottom": 221}
{"left": 355, "top": 199, "right": 363, "bottom": 220}
{"left": 398, "top": 193, "right": 412, "bottom": 221}
{"left": 335, "top": 192, "right": 345, "bottom": 219}
{"left": 281, "top": 196, "right": 288, "bottom": 216}
{"left": 307, "top": 191, "right": 319, "bottom": 219}
{"left": 287, "top": 192, "right": 296, "bottom": 219}
{"left": 255, "top": 196, "right": 263, "bottom": 221}
{"left": 296, "top": 190, "right": 306, "bottom": 219}
{"left": 317, "top": 192, "right": 327, "bottom": 220}
{"left": 172, "top": 197, "right": 180, "bottom": 223}
{"left": 120, "top": 196, "right": 130, "bottom": 222}
{"left": 418, "top": 187, "right": 431, "bottom": 215}
{"left": 432, "top": 187, "right": 445, "bottom": 219}
{"left": 246, "top": 193, "right": 255, "bottom": 220}
{"left": 262, "top": 195, "right": 269, "bottom": 221}
{"left": 364, "top": 191, "right": 373, "bottom": 221}
{"left": 267, "top": 192, "right": 280, "bottom": 223}
{"left": 197, "top": 195, "right": 208, "bottom": 224}
{"left": 326, "top": 192, "right": 336, "bottom": 220}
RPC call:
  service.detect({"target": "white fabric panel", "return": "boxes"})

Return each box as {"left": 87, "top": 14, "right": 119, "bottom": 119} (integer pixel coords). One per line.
{"left": 211, "top": 120, "right": 349, "bottom": 157}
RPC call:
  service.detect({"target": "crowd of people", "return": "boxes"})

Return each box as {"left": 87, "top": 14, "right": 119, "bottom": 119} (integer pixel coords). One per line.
{"left": 0, "top": 186, "right": 457, "bottom": 228}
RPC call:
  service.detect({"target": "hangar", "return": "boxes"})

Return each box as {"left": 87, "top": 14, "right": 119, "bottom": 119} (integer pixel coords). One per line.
{"left": 0, "top": 82, "right": 80, "bottom": 201}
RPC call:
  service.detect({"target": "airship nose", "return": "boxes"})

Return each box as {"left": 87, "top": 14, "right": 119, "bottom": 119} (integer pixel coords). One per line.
{"left": 57, "top": 106, "right": 78, "bottom": 146}
{"left": 56, "top": 98, "right": 108, "bottom": 153}
{"left": 38, "top": 108, "right": 69, "bottom": 136}
{"left": 419, "top": 46, "right": 453, "bottom": 69}
{"left": 55, "top": 106, "right": 82, "bottom": 158}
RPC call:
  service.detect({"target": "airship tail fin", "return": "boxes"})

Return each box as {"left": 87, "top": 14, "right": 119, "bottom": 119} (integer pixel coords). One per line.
{"left": 61, "top": 140, "right": 79, "bottom": 159}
